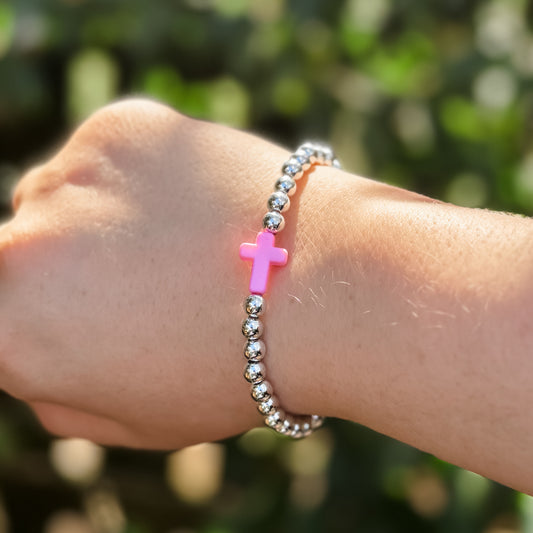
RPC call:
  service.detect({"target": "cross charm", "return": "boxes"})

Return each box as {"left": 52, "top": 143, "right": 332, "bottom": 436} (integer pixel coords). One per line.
{"left": 239, "top": 230, "right": 288, "bottom": 295}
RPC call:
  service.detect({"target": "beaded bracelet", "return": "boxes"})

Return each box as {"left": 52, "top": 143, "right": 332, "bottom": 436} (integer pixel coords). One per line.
{"left": 239, "top": 142, "right": 341, "bottom": 439}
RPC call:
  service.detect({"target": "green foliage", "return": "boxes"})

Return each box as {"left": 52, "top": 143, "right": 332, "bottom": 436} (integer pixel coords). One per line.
{"left": 0, "top": 0, "right": 532, "bottom": 531}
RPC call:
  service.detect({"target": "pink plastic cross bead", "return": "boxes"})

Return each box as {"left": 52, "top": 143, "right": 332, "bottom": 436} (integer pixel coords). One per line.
{"left": 239, "top": 230, "right": 288, "bottom": 295}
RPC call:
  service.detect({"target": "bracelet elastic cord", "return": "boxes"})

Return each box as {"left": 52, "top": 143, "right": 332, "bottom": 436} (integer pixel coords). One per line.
{"left": 239, "top": 142, "right": 341, "bottom": 439}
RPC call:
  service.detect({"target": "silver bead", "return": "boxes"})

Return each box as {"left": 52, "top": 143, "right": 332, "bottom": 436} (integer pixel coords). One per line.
{"left": 313, "top": 145, "right": 328, "bottom": 165}
{"left": 277, "top": 418, "right": 293, "bottom": 435}
{"left": 300, "top": 421, "right": 313, "bottom": 437}
{"left": 262, "top": 211, "right": 285, "bottom": 233}
{"left": 332, "top": 158, "right": 341, "bottom": 169}
{"left": 282, "top": 158, "right": 303, "bottom": 180}
{"left": 275, "top": 175, "right": 297, "bottom": 197}
{"left": 244, "top": 294, "right": 265, "bottom": 316}
{"left": 257, "top": 395, "right": 278, "bottom": 416}
{"left": 241, "top": 317, "right": 263, "bottom": 339}
{"left": 244, "top": 339, "right": 266, "bottom": 361}
{"left": 318, "top": 145, "right": 334, "bottom": 166}
{"left": 292, "top": 151, "right": 312, "bottom": 171}
{"left": 265, "top": 409, "right": 285, "bottom": 430}
{"left": 288, "top": 421, "right": 302, "bottom": 439}
{"left": 298, "top": 142, "right": 319, "bottom": 163}
{"left": 310, "top": 414, "right": 325, "bottom": 429}
{"left": 251, "top": 380, "right": 272, "bottom": 401}
{"left": 289, "top": 417, "right": 313, "bottom": 438}
{"left": 267, "top": 191, "right": 290, "bottom": 213}
{"left": 244, "top": 362, "right": 266, "bottom": 384}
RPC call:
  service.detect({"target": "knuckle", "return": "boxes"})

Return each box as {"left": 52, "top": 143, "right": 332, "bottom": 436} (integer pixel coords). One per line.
{"left": 11, "top": 159, "right": 84, "bottom": 212}
{"left": 11, "top": 164, "right": 50, "bottom": 211}
{"left": 76, "top": 96, "right": 185, "bottom": 146}
{"left": 93, "top": 96, "right": 182, "bottom": 120}
{"left": 13, "top": 97, "right": 185, "bottom": 211}
{"left": 66, "top": 97, "right": 191, "bottom": 186}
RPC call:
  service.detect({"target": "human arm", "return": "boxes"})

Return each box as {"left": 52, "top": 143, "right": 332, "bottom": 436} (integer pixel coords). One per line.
{"left": 272, "top": 167, "right": 533, "bottom": 496}
{"left": 2, "top": 98, "right": 532, "bottom": 494}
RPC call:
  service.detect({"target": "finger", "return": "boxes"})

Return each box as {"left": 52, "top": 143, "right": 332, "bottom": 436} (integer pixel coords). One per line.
{"left": 11, "top": 164, "right": 48, "bottom": 213}
{"left": 0, "top": 215, "right": 33, "bottom": 282}
{"left": 0, "top": 219, "right": 12, "bottom": 265}
{"left": 0, "top": 216, "right": 23, "bottom": 285}
{"left": 29, "top": 401, "right": 144, "bottom": 447}
{"left": 0, "top": 218, "right": 27, "bottom": 398}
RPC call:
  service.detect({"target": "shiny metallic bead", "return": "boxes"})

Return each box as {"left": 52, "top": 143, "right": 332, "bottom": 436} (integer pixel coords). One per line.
{"left": 262, "top": 211, "right": 285, "bottom": 233}
{"left": 244, "top": 339, "right": 266, "bottom": 361}
{"left": 282, "top": 159, "right": 303, "bottom": 180}
{"left": 300, "top": 421, "right": 313, "bottom": 437}
{"left": 313, "top": 144, "right": 333, "bottom": 165}
{"left": 257, "top": 395, "right": 278, "bottom": 416}
{"left": 292, "top": 151, "right": 312, "bottom": 171}
{"left": 239, "top": 142, "right": 337, "bottom": 440}
{"left": 311, "top": 414, "right": 325, "bottom": 429}
{"left": 275, "top": 175, "right": 297, "bottom": 197}
{"left": 251, "top": 380, "right": 272, "bottom": 401}
{"left": 241, "top": 317, "right": 263, "bottom": 339}
{"left": 267, "top": 191, "right": 290, "bottom": 213}
{"left": 276, "top": 417, "right": 293, "bottom": 435}
{"left": 298, "top": 142, "right": 318, "bottom": 163}
{"left": 320, "top": 145, "right": 335, "bottom": 165}
{"left": 244, "top": 294, "right": 265, "bottom": 316}
{"left": 265, "top": 409, "right": 285, "bottom": 429}
{"left": 290, "top": 423, "right": 303, "bottom": 439}
{"left": 244, "top": 362, "right": 266, "bottom": 384}
{"left": 332, "top": 158, "right": 341, "bottom": 169}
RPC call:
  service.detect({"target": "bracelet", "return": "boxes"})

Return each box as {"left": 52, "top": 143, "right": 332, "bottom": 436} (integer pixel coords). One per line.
{"left": 239, "top": 142, "right": 341, "bottom": 439}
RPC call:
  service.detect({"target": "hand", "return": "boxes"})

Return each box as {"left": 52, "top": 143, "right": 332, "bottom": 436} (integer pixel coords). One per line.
{"left": 0, "top": 98, "right": 335, "bottom": 449}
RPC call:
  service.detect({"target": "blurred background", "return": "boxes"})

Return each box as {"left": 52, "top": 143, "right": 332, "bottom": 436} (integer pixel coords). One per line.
{"left": 1, "top": 0, "right": 533, "bottom": 532}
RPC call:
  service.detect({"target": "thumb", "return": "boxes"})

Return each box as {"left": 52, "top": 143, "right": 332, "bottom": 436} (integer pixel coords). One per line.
{"left": 0, "top": 216, "right": 29, "bottom": 399}
{"left": 0, "top": 218, "right": 15, "bottom": 274}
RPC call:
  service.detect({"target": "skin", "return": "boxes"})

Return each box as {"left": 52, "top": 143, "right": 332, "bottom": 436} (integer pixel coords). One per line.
{"left": 1, "top": 98, "right": 532, "bottom": 494}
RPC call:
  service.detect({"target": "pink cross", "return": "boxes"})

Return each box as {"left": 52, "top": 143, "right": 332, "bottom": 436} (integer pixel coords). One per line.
{"left": 239, "top": 230, "right": 288, "bottom": 295}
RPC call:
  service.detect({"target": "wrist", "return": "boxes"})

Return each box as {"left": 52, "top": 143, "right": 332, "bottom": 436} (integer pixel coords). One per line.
{"left": 263, "top": 164, "right": 362, "bottom": 420}
{"left": 264, "top": 169, "right": 439, "bottom": 422}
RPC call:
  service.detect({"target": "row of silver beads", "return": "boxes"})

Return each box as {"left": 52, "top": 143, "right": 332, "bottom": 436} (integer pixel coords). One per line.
{"left": 241, "top": 142, "right": 341, "bottom": 439}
